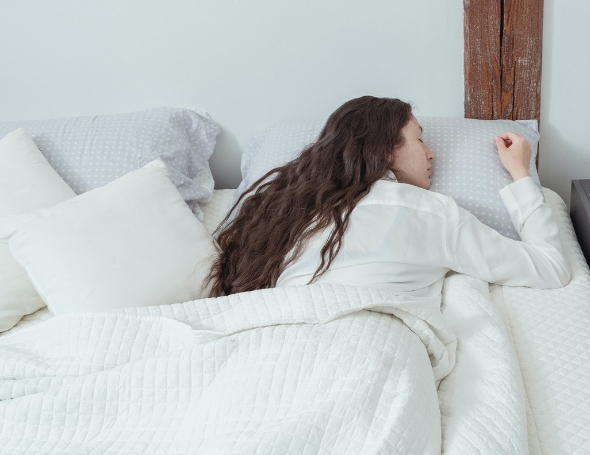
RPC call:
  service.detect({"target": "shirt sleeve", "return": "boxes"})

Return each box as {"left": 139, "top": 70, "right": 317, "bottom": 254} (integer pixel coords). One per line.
{"left": 444, "top": 176, "right": 571, "bottom": 288}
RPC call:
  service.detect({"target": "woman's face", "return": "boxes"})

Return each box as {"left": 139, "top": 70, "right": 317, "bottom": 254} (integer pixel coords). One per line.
{"left": 391, "top": 115, "right": 435, "bottom": 189}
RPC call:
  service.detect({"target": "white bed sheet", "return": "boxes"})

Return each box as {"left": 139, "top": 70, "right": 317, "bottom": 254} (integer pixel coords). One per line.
{"left": 2, "top": 187, "right": 588, "bottom": 455}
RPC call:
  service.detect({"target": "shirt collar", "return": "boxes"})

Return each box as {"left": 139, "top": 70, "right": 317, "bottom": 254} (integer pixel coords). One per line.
{"left": 385, "top": 170, "right": 399, "bottom": 183}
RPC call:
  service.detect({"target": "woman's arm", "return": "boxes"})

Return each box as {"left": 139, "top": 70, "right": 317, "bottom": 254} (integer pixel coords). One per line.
{"left": 445, "top": 176, "right": 571, "bottom": 288}
{"left": 444, "top": 131, "right": 570, "bottom": 288}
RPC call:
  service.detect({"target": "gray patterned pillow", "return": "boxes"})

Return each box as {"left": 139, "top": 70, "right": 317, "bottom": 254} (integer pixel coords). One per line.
{"left": 422, "top": 117, "right": 542, "bottom": 239}
{"left": 235, "top": 120, "right": 325, "bottom": 204}
{"left": 0, "top": 107, "right": 220, "bottom": 220}
{"left": 235, "top": 117, "right": 542, "bottom": 240}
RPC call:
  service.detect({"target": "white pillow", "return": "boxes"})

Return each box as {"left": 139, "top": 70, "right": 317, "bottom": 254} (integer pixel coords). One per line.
{"left": 1, "top": 160, "right": 217, "bottom": 315}
{"left": 0, "top": 129, "right": 76, "bottom": 332}
{"left": 234, "top": 117, "right": 542, "bottom": 240}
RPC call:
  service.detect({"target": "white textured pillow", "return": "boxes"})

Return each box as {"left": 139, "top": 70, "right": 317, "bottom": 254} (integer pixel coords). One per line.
{"left": 0, "top": 129, "right": 76, "bottom": 332}
{"left": 0, "top": 107, "right": 220, "bottom": 220}
{"left": 235, "top": 117, "right": 542, "bottom": 240}
{"left": 1, "top": 160, "right": 217, "bottom": 315}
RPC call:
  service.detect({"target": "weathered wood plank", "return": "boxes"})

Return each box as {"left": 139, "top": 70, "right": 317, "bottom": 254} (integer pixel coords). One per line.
{"left": 463, "top": 0, "right": 502, "bottom": 119}
{"left": 501, "top": 0, "right": 544, "bottom": 122}
{"left": 464, "top": 0, "right": 543, "bottom": 168}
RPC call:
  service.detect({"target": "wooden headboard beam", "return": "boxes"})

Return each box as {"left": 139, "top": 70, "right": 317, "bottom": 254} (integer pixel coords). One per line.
{"left": 464, "top": 0, "right": 544, "bottom": 167}
{"left": 463, "top": 0, "right": 503, "bottom": 120}
{"left": 501, "top": 0, "right": 544, "bottom": 121}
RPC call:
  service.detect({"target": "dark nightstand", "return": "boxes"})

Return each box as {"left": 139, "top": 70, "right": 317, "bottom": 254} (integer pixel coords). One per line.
{"left": 570, "top": 180, "right": 590, "bottom": 265}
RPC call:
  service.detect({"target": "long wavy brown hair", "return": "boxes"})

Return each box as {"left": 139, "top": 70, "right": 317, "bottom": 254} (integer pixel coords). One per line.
{"left": 206, "top": 96, "right": 413, "bottom": 296}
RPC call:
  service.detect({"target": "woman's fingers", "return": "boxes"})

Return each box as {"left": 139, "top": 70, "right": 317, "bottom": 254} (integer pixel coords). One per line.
{"left": 496, "top": 131, "right": 520, "bottom": 142}
{"left": 494, "top": 135, "right": 511, "bottom": 151}
{"left": 494, "top": 132, "right": 531, "bottom": 181}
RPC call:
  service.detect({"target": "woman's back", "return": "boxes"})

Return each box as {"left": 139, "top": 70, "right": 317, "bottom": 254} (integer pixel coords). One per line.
{"left": 277, "top": 176, "right": 451, "bottom": 298}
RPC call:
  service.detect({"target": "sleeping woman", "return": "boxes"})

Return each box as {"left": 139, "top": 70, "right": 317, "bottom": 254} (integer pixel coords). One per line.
{"left": 205, "top": 96, "right": 571, "bottom": 298}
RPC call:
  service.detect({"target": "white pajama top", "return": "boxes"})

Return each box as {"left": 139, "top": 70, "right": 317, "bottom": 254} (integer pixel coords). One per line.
{"left": 276, "top": 174, "right": 571, "bottom": 298}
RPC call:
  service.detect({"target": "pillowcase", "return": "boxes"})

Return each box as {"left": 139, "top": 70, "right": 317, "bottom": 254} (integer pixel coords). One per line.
{"left": 0, "top": 107, "right": 220, "bottom": 221}
{"left": 0, "top": 128, "right": 76, "bottom": 332}
{"left": 421, "top": 117, "right": 541, "bottom": 239}
{"left": 1, "top": 159, "right": 218, "bottom": 315}
{"left": 234, "top": 117, "right": 542, "bottom": 240}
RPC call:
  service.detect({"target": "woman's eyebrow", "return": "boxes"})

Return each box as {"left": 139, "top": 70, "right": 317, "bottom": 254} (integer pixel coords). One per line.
{"left": 419, "top": 125, "right": 423, "bottom": 132}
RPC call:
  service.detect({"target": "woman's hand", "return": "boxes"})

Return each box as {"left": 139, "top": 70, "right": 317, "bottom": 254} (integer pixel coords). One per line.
{"left": 494, "top": 132, "right": 532, "bottom": 181}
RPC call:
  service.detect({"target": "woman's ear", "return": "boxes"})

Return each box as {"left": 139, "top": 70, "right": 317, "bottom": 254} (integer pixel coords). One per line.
{"left": 388, "top": 149, "right": 397, "bottom": 169}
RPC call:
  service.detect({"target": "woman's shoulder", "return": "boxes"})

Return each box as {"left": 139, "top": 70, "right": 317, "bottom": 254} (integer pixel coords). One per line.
{"left": 360, "top": 179, "right": 451, "bottom": 216}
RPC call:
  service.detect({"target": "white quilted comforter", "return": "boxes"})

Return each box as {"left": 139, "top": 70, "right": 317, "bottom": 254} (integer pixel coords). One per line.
{"left": 1, "top": 285, "right": 461, "bottom": 454}
{"left": 1, "top": 187, "right": 588, "bottom": 455}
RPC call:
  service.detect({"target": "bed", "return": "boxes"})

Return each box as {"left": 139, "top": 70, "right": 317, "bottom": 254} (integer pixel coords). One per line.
{"left": 2, "top": 183, "right": 588, "bottom": 454}
{"left": 2, "top": 2, "right": 589, "bottom": 454}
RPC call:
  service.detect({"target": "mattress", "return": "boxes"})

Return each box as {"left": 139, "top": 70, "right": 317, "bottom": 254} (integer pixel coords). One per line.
{"left": 2, "top": 187, "right": 588, "bottom": 455}
{"left": 200, "top": 188, "right": 236, "bottom": 235}
{"left": 490, "top": 188, "right": 590, "bottom": 455}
